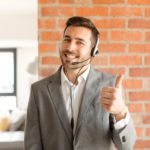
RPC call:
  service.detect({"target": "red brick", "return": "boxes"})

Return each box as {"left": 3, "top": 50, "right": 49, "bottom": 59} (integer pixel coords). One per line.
{"left": 145, "top": 56, "right": 150, "bottom": 65}
{"left": 132, "top": 114, "right": 143, "bottom": 125}
{"left": 111, "top": 7, "right": 142, "bottom": 17}
{"left": 130, "top": 68, "right": 150, "bottom": 77}
{"left": 93, "top": 0, "right": 124, "bottom": 4}
{"left": 135, "top": 140, "right": 150, "bottom": 149}
{"left": 111, "top": 31, "right": 142, "bottom": 41}
{"left": 144, "top": 79, "right": 150, "bottom": 89}
{"left": 129, "top": 92, "right": 150, "bottom": 101}
{"left": 58, "top": 0, "right": 74, "bottom": 4}
{"left": 99, "top": 68, "right": 126, "bottom": 75}
{"left": 128, "top": 19, "right": 150, "bottom": 29}
{"left": 135, "top": 127, "right": 143, "bottom": 137}
{"left": 42, "top": 56, "right": 61, "bottom": 65}
{"left": 45, "top": 20, "right": 56, "bottom": 29}
{"left": 39, "top": 0, "right": 57, "bottom": 4}
{"left": 57, "top": 19, "right": 67, "bottom": 29}
{"left": 145, "top": 104, "right": 150, "bottom": 113}
{"left": 145, "top": 32, "right": 150, "bottom": 41}
{"left": 100, "top": 43, "right": 125, "bottom": 53}
{"left": 125, "top": 79, "right": 142, "bottom": 89}
{"left": 74, "top": 0, "right": 92, "bottom": 4}
{"left": 76, "top": 7, "right": 108, "bottom": 16}
{"left": 128, "top": 104, "right": 143, "bottom": 112}
{"left": 110, "top": 56, "right": 142, "bottom": 65}
{"left": 129, "top": 44, "right": 150, "bottom": 53}
{"left": 41, "top": 6, "right": 74, "bottom": 16}
{"left": 100, "top": 31, "right": 108, "bottom": 41}
{"left": 38, "top": 19, "right": 43, "bottom": 29}
{"left": 91, "top": 56, "right": 108, "bottom": 65}
{"left": 146, "top": 128, "right": 150, "bottom": 136}
{"left": 41, "top": 7, "right": 59, "bottom": 16}
{"left": 145, "top": 8, "right": 150, "bottom": 17}
{"left": 39, "top": 43, "right": 56, "bottom": 52}
{"left": 128, "top": 0, "right": 150, "bottom": 5}
{"left": 143, "top": 115, "right": 150, "bottom": 124}
{"left": 39, "top": 67, "right": 57, "bottom": 77}
{"left": 41, "top": 31, "right": 61, "bottom": 41}
{"left": 38, "top": 19, "right": 56, "bottom": 29}
{"left": 94, "top": 19, "right": 125, "bottom": 29}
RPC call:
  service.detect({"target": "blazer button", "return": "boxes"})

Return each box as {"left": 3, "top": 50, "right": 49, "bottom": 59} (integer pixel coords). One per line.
{"left": 122, "top": 136, "right": 126, "bottom": 142}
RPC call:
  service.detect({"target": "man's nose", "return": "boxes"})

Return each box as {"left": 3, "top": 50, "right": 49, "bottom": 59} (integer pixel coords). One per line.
{"left": 66, "top": 41, "right": 76, "bottom": 52}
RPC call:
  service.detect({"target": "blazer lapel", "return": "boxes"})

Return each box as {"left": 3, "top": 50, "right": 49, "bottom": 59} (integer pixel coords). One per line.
{"left": 47, "top": 67, "right": 73, "bottom": 144}
{"left": 75, "top": 67, "right": 101, "bottom": 135}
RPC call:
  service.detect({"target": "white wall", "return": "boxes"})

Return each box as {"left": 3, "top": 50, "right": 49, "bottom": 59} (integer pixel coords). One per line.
{"left": 0, "top": 0, "right": 37, "bottom": 45}
{"left": 17, "top": 47, "right": 38, "bottom": 109}
{"left": 0, "top": 0, "right": 38, "bottom": 110}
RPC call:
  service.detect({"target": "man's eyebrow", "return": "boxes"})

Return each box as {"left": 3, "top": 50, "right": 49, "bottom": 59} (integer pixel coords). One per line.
{"left": 64, "top": 35, "right": 86, "bottom": 43}
{"left": 63, "top": 35, "right": 70, "bottom": 38}
{"left": 75, "top": 37, "right": 86, "bottom": 43}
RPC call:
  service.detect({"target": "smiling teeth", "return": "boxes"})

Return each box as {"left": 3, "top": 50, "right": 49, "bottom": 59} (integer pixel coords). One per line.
{"left": 65, "top": 54, "right": 76, "bottom": 59}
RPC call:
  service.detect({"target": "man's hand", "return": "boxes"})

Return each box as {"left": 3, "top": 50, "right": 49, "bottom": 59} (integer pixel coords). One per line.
{"left": 101, "top": 75, "right": 127, "bottom": 121}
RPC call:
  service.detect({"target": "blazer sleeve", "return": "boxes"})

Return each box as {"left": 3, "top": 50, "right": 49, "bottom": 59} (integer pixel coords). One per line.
{"left": 106, "top": 74, "right": 136, "bottom": 150}
{"left": 110, "top": 111, "right": 136, "bottom": 150}
{"left": 24, "top": 85, "right": 43, "bottom": 150}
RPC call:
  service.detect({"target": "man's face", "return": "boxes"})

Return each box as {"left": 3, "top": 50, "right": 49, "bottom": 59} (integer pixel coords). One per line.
{"left": 59, "top": 26, "right": 93, "bottom": 70}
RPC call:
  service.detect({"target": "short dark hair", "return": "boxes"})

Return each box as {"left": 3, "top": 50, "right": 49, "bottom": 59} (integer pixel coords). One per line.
{"left": 64, "top": 16, "right": 99, "bottom": 47}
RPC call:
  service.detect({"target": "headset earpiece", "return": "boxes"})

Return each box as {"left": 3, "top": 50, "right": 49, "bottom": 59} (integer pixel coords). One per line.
{"left": 91, "top": 37, "right": 99, "bottom": 57}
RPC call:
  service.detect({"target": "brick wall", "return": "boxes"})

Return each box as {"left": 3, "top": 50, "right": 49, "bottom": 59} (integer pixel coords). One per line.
{"left": 38, "top": 0, "right": 150, "bottom": 149}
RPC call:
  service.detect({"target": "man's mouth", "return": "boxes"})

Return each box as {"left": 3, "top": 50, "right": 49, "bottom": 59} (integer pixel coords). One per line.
{"left": 64, "top": 54, "right": 76, "bottom": 59}
{"left": 63, "top": 53, "right": 79, "bottom": 63}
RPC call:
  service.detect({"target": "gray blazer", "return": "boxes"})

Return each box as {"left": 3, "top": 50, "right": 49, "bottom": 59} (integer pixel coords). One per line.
{"left": 24, "top": 66, "right": 136, "bottom": 150}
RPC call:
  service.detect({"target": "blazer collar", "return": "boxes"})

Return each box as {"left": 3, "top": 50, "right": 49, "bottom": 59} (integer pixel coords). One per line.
{"left": 47, "top": 66, "right": 73, "bottom": 145}
{"left": 74, "top": 66, "right": 101, "bottom": 135}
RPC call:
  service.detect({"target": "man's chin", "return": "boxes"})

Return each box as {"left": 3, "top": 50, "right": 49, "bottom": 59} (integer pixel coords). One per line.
{"left": 62, "top": 62, "right": 79, "bottom": 70}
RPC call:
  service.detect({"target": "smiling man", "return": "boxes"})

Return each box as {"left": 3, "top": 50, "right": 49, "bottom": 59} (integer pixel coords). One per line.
{"left": 24, "top": 16, "right": 136, "bottom": 150}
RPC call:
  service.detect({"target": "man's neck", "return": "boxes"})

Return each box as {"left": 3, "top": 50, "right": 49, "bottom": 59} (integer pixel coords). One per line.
{"left": 64, "top": 65, "right": 89, "bottom": 85}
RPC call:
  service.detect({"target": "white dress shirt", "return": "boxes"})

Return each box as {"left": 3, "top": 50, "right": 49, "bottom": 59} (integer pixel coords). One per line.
{"left": 61, "top": 66, "right": 129, "bottom": 131}
{"left": 61, "top": 65, "right": 90, "bottom": 131}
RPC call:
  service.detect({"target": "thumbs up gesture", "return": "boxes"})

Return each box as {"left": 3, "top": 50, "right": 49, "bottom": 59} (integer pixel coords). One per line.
{"left": 101, "top": 74, "right": 127, "bottom": 121}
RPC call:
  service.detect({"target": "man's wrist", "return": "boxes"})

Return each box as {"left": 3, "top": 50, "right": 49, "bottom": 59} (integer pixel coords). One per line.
{"left": 114, "top": 106, "right": 127, "bottom": 121}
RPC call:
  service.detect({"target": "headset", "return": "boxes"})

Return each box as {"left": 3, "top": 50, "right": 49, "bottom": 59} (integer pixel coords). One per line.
{"left": 91, "top": 36, "right": 99, "bottom": 57}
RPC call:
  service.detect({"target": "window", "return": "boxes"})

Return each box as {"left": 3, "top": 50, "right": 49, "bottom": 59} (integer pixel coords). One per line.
{"left": 0, "top": 49, "right": 16, "bottom": 96}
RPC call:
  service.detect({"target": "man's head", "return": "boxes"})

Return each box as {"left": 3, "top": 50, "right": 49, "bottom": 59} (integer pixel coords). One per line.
{"left": 64, "top": 16, "right": 99, "bottom": 51}
{"left": 59, "top": 16, "right": 99, "bottom": 70}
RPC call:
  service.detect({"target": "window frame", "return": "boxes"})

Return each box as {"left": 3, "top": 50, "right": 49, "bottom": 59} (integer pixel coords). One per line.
{"left": 0, "top": 48, "right": 17, "bottom": 96}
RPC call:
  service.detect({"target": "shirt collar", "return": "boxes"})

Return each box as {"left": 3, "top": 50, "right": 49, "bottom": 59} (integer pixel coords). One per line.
{"left": 61, "top": 65, "right": 91, "bottom": 86}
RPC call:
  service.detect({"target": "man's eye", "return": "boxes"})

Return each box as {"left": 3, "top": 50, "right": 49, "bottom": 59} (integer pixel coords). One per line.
{"left": 77, "top": 41, "right": 84, "bottom": 45}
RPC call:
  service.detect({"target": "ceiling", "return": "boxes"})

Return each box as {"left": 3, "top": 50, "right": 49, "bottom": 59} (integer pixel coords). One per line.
{"left": 0, "top": 0, "right": 37, "bottom": 14}
{"left": 0, "top": 0, "right": 37, "bottom": 47}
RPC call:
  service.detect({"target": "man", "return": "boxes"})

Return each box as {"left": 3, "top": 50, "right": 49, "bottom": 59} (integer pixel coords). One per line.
{"left": 24, "top": 16, "right": 136, "bottom": 150}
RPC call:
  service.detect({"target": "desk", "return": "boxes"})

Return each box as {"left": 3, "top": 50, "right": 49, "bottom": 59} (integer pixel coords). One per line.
{"left": 0, "top": 131, "right": 24, "bottom": 150}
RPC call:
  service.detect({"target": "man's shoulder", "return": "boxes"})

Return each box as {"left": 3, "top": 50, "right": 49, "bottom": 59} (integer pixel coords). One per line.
{"left": 92, "top": 67, "right": 116, "bottom": 80}
{"left": 32, "top": 66, "right": 61, "bottom": 86}
{"left": 91, "top": 67, "right": 117, "bottom": 86}
{"left": 31, "top": 69, "right": 60, "bottom": 89}
{"left": 33, "top": 76, "right": 51, "bottom": 86}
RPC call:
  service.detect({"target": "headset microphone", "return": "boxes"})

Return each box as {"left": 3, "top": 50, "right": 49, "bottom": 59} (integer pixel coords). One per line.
{"left": 69, "top": 57, "right": 91, "bottom": 69}
{"left": 71, "top": 57, "right": 90, "bottom": 65}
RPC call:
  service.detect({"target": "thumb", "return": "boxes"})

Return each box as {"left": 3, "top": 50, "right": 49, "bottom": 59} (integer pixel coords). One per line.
{"left": 115, "top": 74, "right": 124, "bottom": 88}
